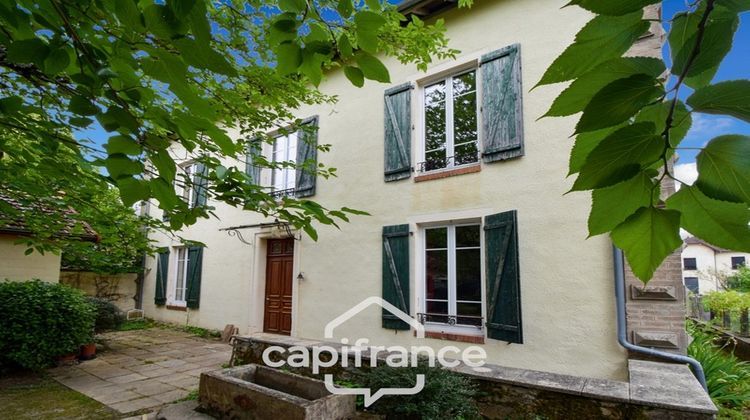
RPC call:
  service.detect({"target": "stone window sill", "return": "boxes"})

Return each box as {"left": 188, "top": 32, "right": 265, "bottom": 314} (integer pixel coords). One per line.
{"left": 414, "top": 164, "right": 481, "bottom": 183}
{"left": 417, "top": 330, "right": 485, "bottom": 344}
{"left": 166, "top": 304, "right": 187, "bottom": 312}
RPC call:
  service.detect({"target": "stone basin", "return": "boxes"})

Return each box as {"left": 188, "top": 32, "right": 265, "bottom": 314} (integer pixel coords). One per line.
{"left": 199, "top": 364, "right": 356, "bottom": 419}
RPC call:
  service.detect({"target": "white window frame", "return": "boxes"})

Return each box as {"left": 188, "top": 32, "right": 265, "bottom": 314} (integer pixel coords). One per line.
{"left": 418, "top": 66, "right": 481, "bottom": 174}
{"left": 420, "top": 221, "right": 484, "bottom": 335}
{"left": 171, "top": 247, "right": 189, "bottom": 306}
{"left": 175, "top": 163, "right": 196, "bottom": 208}
{"left": 270, "top": 132, "right": 298, "bottom": 193}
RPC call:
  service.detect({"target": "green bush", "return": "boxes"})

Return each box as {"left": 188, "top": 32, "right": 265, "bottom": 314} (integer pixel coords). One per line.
{"left": 0, "top": 280, "right": 96, "bottom": 370}
{"left": 360, "top": 360, "right": 479, "bottom": 419}
{"left": 87, "top": 297, "right": 125, "bottom": 332}
{"left": 688, "top": 322, "right": 750, "bottom": 414}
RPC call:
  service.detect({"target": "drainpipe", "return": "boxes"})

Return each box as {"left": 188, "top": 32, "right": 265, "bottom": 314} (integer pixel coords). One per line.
{"left": 613, "top": 246, "right": 708, "bottom": 391}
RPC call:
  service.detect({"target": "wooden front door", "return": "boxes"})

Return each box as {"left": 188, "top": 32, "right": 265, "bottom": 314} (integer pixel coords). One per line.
{"left": 264, "top": 238, "right": 294, "bottom": 335}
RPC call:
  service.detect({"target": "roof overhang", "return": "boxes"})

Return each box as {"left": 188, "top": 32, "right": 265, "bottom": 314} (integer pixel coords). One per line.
{"left": 398, "top": 0, "right": 458, "bottom": 20}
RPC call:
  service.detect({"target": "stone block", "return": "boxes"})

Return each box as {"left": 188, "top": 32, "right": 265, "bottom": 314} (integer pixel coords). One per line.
{"left": 630, "top": 285, "right": 678, "bottom": 301}
{"left": 632, "top": 331, "right": 680, "bottom": 349}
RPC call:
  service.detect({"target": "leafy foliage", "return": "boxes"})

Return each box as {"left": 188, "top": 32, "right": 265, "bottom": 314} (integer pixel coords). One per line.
{"left": 688, "top": 321, "right": 750, "bottom": 413}
{"left": 0, "top": 0, "right": 463, "bottom": 244}
{"left": 727, "top": 266, "right": 750, "bottom": 293}
{"left": 361, "top": 361, "right": 479, "bottom": 419}
{"left": 541, "top": 0, "right": 750, "bottom": 282}
{"left": 0, "top": 280, "right": 96, "bottom": 370}
{"left": 87, "top": 296, "right": 125, "bottom": 333}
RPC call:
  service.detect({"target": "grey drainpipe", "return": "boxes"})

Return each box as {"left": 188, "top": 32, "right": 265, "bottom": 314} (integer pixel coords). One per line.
{"left": 613, "top": 246, "right": 708, "bottom": 391}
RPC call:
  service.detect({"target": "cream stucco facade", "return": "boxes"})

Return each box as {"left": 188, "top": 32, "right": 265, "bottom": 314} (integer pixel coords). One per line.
{"left": 682, "top": 239, "right": 750, "bottom": 294}
{"left": 143, "top": 0, "right": 633, "bottom": 380}
{"left": 0, "top": 233, "right": 61, "bottom": 283}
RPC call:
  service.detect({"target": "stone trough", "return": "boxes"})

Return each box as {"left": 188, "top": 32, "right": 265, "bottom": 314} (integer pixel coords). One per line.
{"left": 199, "top": 364, "right": 356, "bottom": 419}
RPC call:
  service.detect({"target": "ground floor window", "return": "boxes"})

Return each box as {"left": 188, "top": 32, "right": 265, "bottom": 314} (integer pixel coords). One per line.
{"left": 684, "top": 277, "right": 699, "bottom": 294}
{"left": 173, "top": 247, "right": 189, "bottom": 305}
{"left": 423, "top": 224, "right": 482, "bottom": 328}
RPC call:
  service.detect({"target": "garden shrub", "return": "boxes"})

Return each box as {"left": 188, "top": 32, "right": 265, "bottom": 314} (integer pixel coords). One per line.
{"left": 87, "top": 297, "right": 125, "bottom": 332}
{"left": 361, "top": 360, "right": 479, "bottom": 419}
{"left": 0, "top": 280, "right": 96, "bottom": 370}
{"left": 688, "top": 322, "right": 750, "bottom": 416}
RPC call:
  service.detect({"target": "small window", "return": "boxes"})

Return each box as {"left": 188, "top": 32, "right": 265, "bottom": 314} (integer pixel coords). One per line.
{"left": 732, "top": 256, "right": 746, "bottom": 270}
{"left": 684, "top": 277, "right": 699, "bottom": 294}
{"left": 421, "top": 69, "right": 479, "bottom": 172}
{"left": 423, "top": 224, "right": 482, "bottom": 328}
{"left": 270, "top": 133, "right": 298, "bottom": 196}
{"left": 683, "top": 257, "right": 697, "bottom": 271}
{"left": 175, "top": 163, "right": 197, "bottom": 208}
{"left": 173, "top": 247, "right": 190, "bottom": 305}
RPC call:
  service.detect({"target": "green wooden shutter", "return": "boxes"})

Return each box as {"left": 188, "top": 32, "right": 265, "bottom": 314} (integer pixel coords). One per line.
{"left": 480, "top": 44, "right": 524, "bottom": 163}
{"left": 154, "top": 249, "right": 169, "bottom": 306}
{"left": 295, "top": 116, "right": 318, "bottom": 198}
{"left": 192, "top": 163, "right": 209, "bottom": 207}
{"left": 384, "top": 83, "right": 412, "bottom": 182}
{"left": 382, "top": 224, "right": 410, "bottom": 330}
{"left": 245, "top": 139, "right": 262, "bottom": 184}
{"left": 484, "top": 210, "right": 522, "bottom": 343}
{"left": 185, "top": 246, "right": 203, "bottom": 309}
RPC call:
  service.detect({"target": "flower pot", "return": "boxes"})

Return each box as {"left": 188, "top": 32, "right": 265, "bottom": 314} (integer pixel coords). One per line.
{"left": 55, "top": 352, "right": 78, "bottom": 366}
{"left": 79, "top": 343, "right": 97, "bottom": 360}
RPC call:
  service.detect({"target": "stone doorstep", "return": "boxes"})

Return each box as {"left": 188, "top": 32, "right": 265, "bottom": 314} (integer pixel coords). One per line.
{"left": 236, "top": 333, "right": 718, "bottom": 416}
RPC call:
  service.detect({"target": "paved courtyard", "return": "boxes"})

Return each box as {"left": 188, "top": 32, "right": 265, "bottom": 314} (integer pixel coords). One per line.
{"left": 49, "top": 328, "right": 232, "bottom": 416}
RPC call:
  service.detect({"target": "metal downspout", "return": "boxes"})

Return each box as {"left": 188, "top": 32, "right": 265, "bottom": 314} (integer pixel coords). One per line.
{"left": 613, "top": 246, "right": 708, "bottom": 391}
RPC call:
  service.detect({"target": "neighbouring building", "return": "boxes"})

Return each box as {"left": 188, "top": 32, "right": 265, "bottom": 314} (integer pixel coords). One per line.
{"left": 682, "top": 236, "right": 750, "bottom": 294}
{"left": 141, "top": 0, "right": 684, "bottom": 383}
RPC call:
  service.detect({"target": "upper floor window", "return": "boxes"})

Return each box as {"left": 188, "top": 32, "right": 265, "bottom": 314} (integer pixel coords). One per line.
{"left": 683, "top": 257, "right": 697, "bottom": 271}
{"left": 422, "top": 69, "right": 479, "bottom": 172}
{"left": 732, "top": 256, "right": 746, "bottom": 270}
{"left": 271, "top": 133, "right": 298, "bottom": 196}
{"left": 423, "top": 224, "right": 482, "bottom": 328}
{"left": 176, "top": 163, "right": 196, "bottom": 207}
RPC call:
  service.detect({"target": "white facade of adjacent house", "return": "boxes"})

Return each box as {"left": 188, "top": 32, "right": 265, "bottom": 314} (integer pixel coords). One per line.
{"left": 682, "top": 237, "right": 750, "bottom": 294}
{"left": 141, "top": 0, "right": 669, "bottom": 381}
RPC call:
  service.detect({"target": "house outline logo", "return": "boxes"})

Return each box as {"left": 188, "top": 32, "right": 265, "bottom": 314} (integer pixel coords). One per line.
{"left": 322, "top": 296, "right": 426, "bottom": 407}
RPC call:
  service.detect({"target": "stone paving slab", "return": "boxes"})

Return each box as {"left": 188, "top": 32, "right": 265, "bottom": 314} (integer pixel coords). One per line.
{"left": 49, "top": 328, "right": 231, "bottom": 415}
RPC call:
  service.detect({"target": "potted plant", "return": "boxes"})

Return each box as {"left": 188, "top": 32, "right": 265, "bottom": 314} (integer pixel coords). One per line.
{"left": 79, "top": 329, "right": 97, "bottom": 360}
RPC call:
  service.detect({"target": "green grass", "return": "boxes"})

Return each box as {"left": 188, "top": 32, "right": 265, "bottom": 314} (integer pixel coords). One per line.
{"left": 0, "top": 372, "right": 116, "bottom": 419}
{"left": 118, "top": 318, "right": 158, "bottom": 331}
{"left": 117, "top": 318, "right": 221, "bottom": 340}
{"left": 176, "top": 389, "right": 199, "bottom": 402}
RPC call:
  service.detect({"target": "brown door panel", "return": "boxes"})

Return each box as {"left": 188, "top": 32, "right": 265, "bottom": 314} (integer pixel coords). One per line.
{"left": 264, "top": 239, "right": 294, "bottom": 335}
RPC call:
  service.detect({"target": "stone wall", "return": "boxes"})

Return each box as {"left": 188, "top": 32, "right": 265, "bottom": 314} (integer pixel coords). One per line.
{"left": 59, "top": 270, "right": 138, "bottom": 312}
{"left": 231, "top": 334, "right": 716, "bottom": 419}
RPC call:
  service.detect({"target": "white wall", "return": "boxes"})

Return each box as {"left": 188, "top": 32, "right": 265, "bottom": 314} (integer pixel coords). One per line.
{"left": 682, "top": 243, "right": 750, "bottom": 293}
{"left": 0, "top": 234, "right": 61, "bottom": 283}
{"left": 143, "top": 0, "right": 629, "bottom": 380}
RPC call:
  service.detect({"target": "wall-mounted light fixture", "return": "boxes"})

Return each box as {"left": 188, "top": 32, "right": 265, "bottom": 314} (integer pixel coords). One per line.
{"left": 297, "top": 272, "right": 305, "bottom": 281}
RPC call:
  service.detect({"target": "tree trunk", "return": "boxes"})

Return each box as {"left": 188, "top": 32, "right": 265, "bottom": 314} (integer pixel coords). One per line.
{"left": 723, "top": 310, "right": 732, "bottom": 329}
{"left": 741, "top": 309, "right": 749, "bottom": 337}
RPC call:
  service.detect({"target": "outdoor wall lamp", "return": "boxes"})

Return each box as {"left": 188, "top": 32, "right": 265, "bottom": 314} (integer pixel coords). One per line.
{"left": 297, "top": 272, "right": 305, "bottom": 281}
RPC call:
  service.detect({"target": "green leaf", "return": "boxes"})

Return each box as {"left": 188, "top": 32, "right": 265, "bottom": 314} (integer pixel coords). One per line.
{"left": 114, "top": 0, "right": 143, "bottom": 29}
{"left": 279, "top": 0, "right": 306, "bottom": 13}
{"left": 105, "top": 155, "right": 144, "bottom": 180}
{"left": 365, "top": 0, "right": 381, "bottom": 10}
{"left": 572, "top": 122, "right": 662, "bottom": 190}
{"left": 69, "top": 96, "right": 99, "bottom": 116}
{"left": 104, "top": 135, "right": 142, "bottom": 156}
{"left": 44, "top": 48, "right": 70, "bottom": 75}
{"left": 341, "top": 207, "right": 370, "bottom": 216}
{"left": 173, "top": 39, "right": 238, "bottom": 77}
{"left": 544, "top": 57, "right": 664, "bottom": 117}
{"left": 576, "top": 74, "right": 663, "bottom": 133}
{"left": 667, "top": 185, "right": 750, "bottom": 252}
{"left": 687, "top": 80, "right": 750, "bottom": 123}
{"left": 536, "top": 12, "right": 649, "bottom": 86}
{"left": 189, "top": 0, "right": 211, "bottom": 44}
{"left": 565, "top": 0, "right": 660, "bottom": 15}
{"left": 303, "top": 224, "right": 318, "bottom": 241}
{"left": 337, "top": 0, "right": 354, "bottom": 17}
{"left": 150, "top": 177, "right": 181, "bottom": 210}
{"left": 344, "top": 66, "right": 365, "bottom": 87}
{"left": 117, "top": 177, "right": 151, "bottom": 206}
{"left": 355, "top": 53, "right": 390, "bottom": 83}
{"left": 97, "top": 106, "right": 138, "bottom": 133}
{"left": 672, "top": 11, "right": 738, "bottom": 81}
{"left": 589, "top": 172, "right": 658, "bottom": 237}
{"left": 276, "top": 42, "right": 302, "bottom": 75}
{"left": 634, "top": 100, "right": 692, "bottom": 147}
{"left": 355, "top": 11, "right": 386, "bottom": 54}
{"left": 206, "top": 126, "right": 236, "bottom": 155}
{"left": 299, "top": 48, "right": 325, "bottom": 86}
{"left": 269, "top": 14, "right": 299, "bottom": 46}
{"left": 7, "top": 38, "right": 50, "bottom": 67}
{"left": 149, "top": 149, "right": 177, "bottom": 184}
{"left": 168, "top": 0, "right": 196, "bottom": 17}
{"left": 569, "top": 125, "right": 624, "bottom": 175}
{"left": 611, "top": 207, "right": 683, "bottom": 282}
{"left": 0, "top": 96, "right": 23, "bottom": 115}
{"left": 695, "top": 135, "right": 750, "bottom": 204}
{"left": 338, "top": 34, "right": 354, "bottom": 59}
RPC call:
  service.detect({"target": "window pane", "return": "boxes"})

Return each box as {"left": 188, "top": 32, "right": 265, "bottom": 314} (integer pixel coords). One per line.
{"left": 425, "top": 81, "right": 445, "bottom": 106}
{"left": 425, "top": 102, "right": 446, "bottom": 152}
{"left": 426, "top": 301, "right": 449, "bottom": 325}
{"left": 426, "top": 227, "right": 447, "bottom": 249}
{"left": 454, "top": 91, "right": 477, "bottom": 145}
{"left": 425, "top": 149, "right": 446, "bottom": 171}
{"left": 456, "top": 249, "right": 481, "bottom": 301}
{"left": 457, "top": 302, "right": 482, "bottom": 326}
{"left": 456, "top": 225, "right": 480, "bottom": 248}
{"left": 454, "top": 142, "right": 478, "bottom": 166}
{"left": 453, "top": 71, "right": 476, "bottom": 96}
{"left": 426, "top": 250, "right": 448, "bottom": 300}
